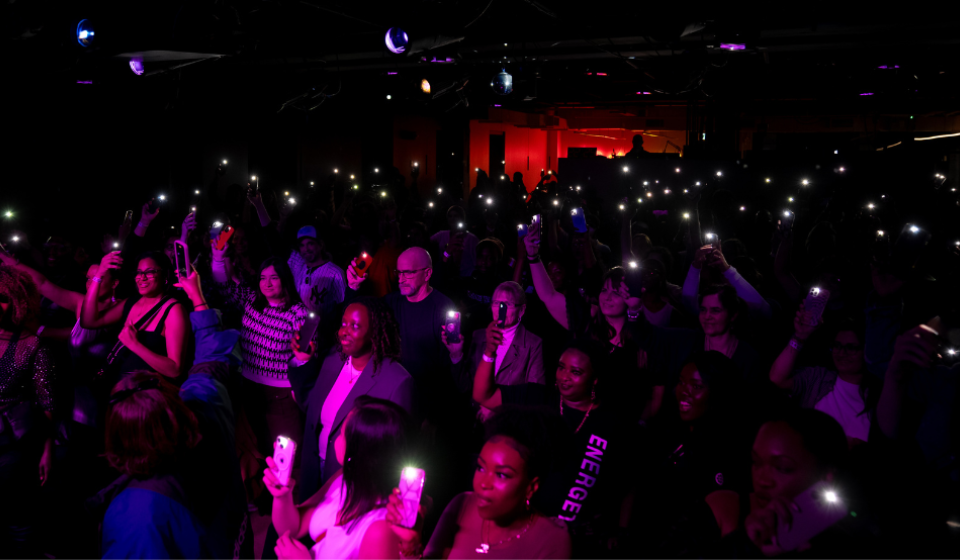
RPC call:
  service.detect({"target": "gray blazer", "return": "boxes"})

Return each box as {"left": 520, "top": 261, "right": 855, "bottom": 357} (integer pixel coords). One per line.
{"left": 288, "top": 349, "right": 416, "bottom": 502}
{"left": 453, "top": 324, "right": 545, "bottom": 394}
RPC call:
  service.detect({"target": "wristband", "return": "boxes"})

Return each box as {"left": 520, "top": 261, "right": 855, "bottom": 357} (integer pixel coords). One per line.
{"left": 443, "top": 251, "right": 450, "bottom": 259}
{"left": 137, "top": 221, "right": 148, "bottom": 229}
{"left": 92, "top": 276, "right": 103, "bottom": 284}
{"left": 627, "top": 310, "right": 640, "bottom": 321}
{"left": 482, "top": 353, "right": 496, "bottom": 363}
{"left": 526, "top": 253, "right": 541, "bottom": 263}
{"left": 789, "top": 337, "right": 804, "bottom": 350}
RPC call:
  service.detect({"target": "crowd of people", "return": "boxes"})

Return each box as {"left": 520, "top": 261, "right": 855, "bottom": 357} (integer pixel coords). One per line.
{"left": 0, "top": 158, "right": 957, "bottom": 559}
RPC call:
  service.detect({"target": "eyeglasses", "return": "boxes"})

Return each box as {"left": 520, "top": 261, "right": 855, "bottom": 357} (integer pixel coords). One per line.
{"left": 832, "top": 343, "right": 862, "bottom": 352}
{"left": 395, "top": 268, "right": 428, "bottom": 278}
{"left": 492, "top": 300, "right": 518, "bottom": 308}
{"left": 134, "top": 269, "right": 161, "bottom": 279}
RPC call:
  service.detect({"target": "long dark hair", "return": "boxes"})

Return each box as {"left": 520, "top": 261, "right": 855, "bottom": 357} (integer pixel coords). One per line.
{"left": 339, "top": 396, "right": 412, "bottom": 530}
{"left": 253, "top": 257, "right": 301, "bottom": 313}
{"left": 337, "top": 297, "right": 402, "bottom": 373}
{"left": 589, "top": 267, "right": 636, "bottom": 348}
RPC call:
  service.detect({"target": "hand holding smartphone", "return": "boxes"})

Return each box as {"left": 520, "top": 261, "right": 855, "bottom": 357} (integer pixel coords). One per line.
{"left": 398, "top": 467, "right": 426, "bottom": 529}
{"left": 623, "top": 261, "right": 644, "bottom": 297}
{"left": 497, "top": 302, "right": 507, "bottom": 327}
{"left": 298, "top": 312, "right": 321, "bottom": 352}
{"left": 704, "top": 232, "right": 718, "bottom": 247}
{"left": 173, "top": 240, "right": 190, "bottom": 279}
{"left": 444, "top": 311, "right": 462, "bottom": 344}
{"left": 570, "top": 207, "right": 588, "bottom": 233}
{"left": 353, "top": 252, "right": 373, "bottom": 278}
{"left": 802, "top": 287, "right": 830, "bottom": 326}
{"left": 273, "top": 436, "right": 297, "bottom": 486}
{"left": 776, "top": 481, "right": 848, "bottom": 552}
{"left": 780, "top": 211, "right": 796, "bottom": 236}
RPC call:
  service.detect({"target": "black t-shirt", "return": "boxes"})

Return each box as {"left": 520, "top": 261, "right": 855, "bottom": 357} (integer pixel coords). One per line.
{"left": 537, "top": 403, "right": 638, "bottom": 541}
{"left": 384, "top": 289, "right": 453, "bottom": 384}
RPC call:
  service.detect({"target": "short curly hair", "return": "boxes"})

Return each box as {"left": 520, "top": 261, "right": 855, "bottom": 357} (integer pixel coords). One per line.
{"left": 0, "top": 265, "right": 41, "bottom": 328}
{"left": 338, "top": 297, "right": 402, "bottom": 373}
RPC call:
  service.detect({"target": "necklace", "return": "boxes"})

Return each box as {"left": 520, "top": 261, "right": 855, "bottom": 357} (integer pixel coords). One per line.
{"left": 347, "top": 358, "right": 362, "bottom": 384}
{"left": 560, "top": 398, "right": 594, "bottom": 434}
{"left": 476, "top": 514, "right": 536, "bottom": 554}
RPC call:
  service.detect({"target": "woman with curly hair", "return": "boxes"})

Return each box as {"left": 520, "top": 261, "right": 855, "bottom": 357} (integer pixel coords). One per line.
{"left": 0, "top": 265, "right": 56, "bottom": 556}
{"left": 288, "top": 296, "right": 416, "bottom": 502}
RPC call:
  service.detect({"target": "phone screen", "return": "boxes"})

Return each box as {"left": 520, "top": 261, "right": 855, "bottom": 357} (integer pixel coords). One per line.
{"left": 776, "top": 481, "right": 848, "bottom": 551}
{"left": 704, "top": 233, "right": 718, "bottom": 247}
{"left": 780, "top": 211, "right": 795, "bottom": 235}
{"left": 497, "top": 302, "right": 508, "bottom": 327}
{"left": 802, "top": 287, "right": 830, "bottom": 325}
{"left": 624, "top": 261, "right": 644, "bottom": 296}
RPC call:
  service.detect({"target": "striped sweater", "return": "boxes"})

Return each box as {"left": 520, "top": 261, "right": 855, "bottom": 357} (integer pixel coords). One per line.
{"left": 216, "top": 281, "right": 309, "bottom": 387}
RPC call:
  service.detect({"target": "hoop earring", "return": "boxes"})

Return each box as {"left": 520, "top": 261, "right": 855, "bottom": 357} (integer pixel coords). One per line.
{"left": 525, "top": 498, "right": 531, "bottom": 511}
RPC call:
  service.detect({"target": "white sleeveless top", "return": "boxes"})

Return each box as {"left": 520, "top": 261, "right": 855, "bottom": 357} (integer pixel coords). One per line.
{"left": 308, "top": 475, "right": 389, "bottom": 559}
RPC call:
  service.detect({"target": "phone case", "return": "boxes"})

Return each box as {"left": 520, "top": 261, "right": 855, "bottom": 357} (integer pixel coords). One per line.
{"left": 802, "top": 288, "right": 831, "bottom": 326}
{"left": 398, "top": 467, "right": 426, "bottom": 529}
{"left": 214, "top": 226, "right": 234, "bottom": 251}
{"left": 354, "top": 253, "right": 373, "bottom": 278}
{"left": 298, "top": 313, "right": 321, "bottom": 350}
{"left": 776, "top": 481, "right": 848, "bottom": 552}
{"left": 571, "top": 207, "right": 588, "bottom": 233}
{"left": 444, "top": 312, "right": 461, "bottom": 344}
{"left": 704, "top": 234, "right": 718, "bottom": 247}
{"left": 273, "top": 436, "right": 297, "bottom": 486}
{"left": 173, "top": 240, "right": 190, "bottom": 278}
{"left": 517, "top": 223, "right": 528, "bottom": 238}
{"left": 624, "top": 263, "right": 644, "bottom": 296}
{"left": 497, "top": 302, "right": 508, "bottom": 327}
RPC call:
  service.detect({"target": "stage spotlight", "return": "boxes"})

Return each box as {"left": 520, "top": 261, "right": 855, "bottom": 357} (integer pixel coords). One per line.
{"left": 385, "top": 27, "right": 410, "bottom": 54}
{"left": 421, "top": 79, "right": 431, "bottom": 94}
{"left": 77, "top": 19, "right": 95, "bottom": 47}
{"left": 491, "top": 69, "right": 513, "bottom": 95}
{"left": 129, "top": 57, "right": 144, "bottom": 76}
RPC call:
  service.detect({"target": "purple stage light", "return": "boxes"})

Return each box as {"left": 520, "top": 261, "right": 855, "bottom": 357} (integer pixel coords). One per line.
{"left": 637, "top": 91, "right": 651, "bottom": 95}
{"left": 860, "top": 92, "right": 874, "bottom": 96}
{"left": 77, "top": 80, "right": 93, "bottom": 84}
{"left": 129, "top": 57, "right": 144, "bottom": 76}
{"left": 387, "top": 71, "right": 398, "bottom": 75}
{"left": 720, "top": 43, "right": 746, "bottom": 51}
{"left": 385, "top": 27, "right": 409, "bottom": 54}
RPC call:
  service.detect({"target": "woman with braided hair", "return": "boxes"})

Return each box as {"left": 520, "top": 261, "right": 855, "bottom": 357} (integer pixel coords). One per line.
{"left": 287, "top": 296, "right": 416, "bottom": 502}
{"left": 0, "top": 265, "right": 56, "bottom": 555}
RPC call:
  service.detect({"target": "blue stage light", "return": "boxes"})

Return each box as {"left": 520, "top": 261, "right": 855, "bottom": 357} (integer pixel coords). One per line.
{"left": 77, "top": 19, "right": 95, "bottom": 47}
{"left": 385, "top": 27, "right": 409, "bottom": 54}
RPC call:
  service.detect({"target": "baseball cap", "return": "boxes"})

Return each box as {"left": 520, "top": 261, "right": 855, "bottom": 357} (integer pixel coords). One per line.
{"left": 297, "top": 225, "right": 318, "bottom": 241}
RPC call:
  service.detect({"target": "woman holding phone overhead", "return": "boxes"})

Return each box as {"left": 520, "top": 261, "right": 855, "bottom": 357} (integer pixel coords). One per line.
{"left": 264, "top": 397, "right": 411, "bottom": 560}
{"left": 82, "top": 250, "right": 188, "bottom": 383}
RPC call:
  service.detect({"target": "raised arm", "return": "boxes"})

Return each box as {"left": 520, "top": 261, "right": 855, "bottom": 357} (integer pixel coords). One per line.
{"left": 472, "top": 323, "right": 504, "bottom": 409}
{"left": 0, "top": 251, "right": 82, "bottom": 313}
{"left": 524, "top": 222, "right": 569, "bottom": 329}
{"left": 773, "top": 228, "right": 802, "bottom": 301}
{"left": 769, "top": 306, "right": 818, "bottom": 390}
{"left": 80, "top": 252, "right": 127, "bottom": 329}
{"left": 877, "top": 325, "right": 938, "bottom": 438}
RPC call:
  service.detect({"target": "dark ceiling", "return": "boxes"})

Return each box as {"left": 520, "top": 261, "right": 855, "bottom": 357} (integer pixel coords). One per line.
{"left": 5, "top": 2, "right": 960, "bottom": 121}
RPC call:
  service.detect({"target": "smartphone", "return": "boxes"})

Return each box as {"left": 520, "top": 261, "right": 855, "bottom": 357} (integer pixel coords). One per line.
{"left": 497, "top": 302, "right": 507, "bottom": 327}
{"left": 517, "top": 223, "right": 528, "bottom": 238}
{"left": 210, "top": 222, "right": 233, "bottom": 251}
{"left": 802, "top": 287, "right": 831, "bottom": 326}
{"left": 273, "top": 436, "right": 297, "bottom": 486}
{"left": 354, "top": 252, "right": 373, "bottom": 278}
{"left": 298, "top": 312, "right": 321, "bottom": 351}
{"left": 891, "top": 223, "right": 932, "bottom": 273}
{"left": 570, "top": 207, "right": 588, "bottom": 233}
{"left": 704, "top": 232, "right": 718, "bottom": 247}
{"left": 776, "top": 481, "right": 849, "bottom": 552}
{"left": 530, "top": 214, "right": 542, "bottom": 245}
{"left": 147, "top": 197, "right": 162, "bottom": 213}
{"left": 173, "top": 240, "right": 190, "bottom": 279}
{"left": 124, "top": 209, "right": 134, "bottom": 222}
{"left": 780, "top": 211, "right": 796, "bottom": 236}
{"left": 398, "top": 467, "right": 426, "bottom": 529}
{"left": 444, "top": 311, "right": 461, "bottom": 344}
{"left": 624, "top": 261, "right": 644, "bottom": 296}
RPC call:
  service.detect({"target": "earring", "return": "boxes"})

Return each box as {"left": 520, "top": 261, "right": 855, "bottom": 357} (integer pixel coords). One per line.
{"left": 525, "top": 498, "right": 531, "bottom": 511}
{"left": 591, "top": 388, "right": 596, "bottom": 401}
